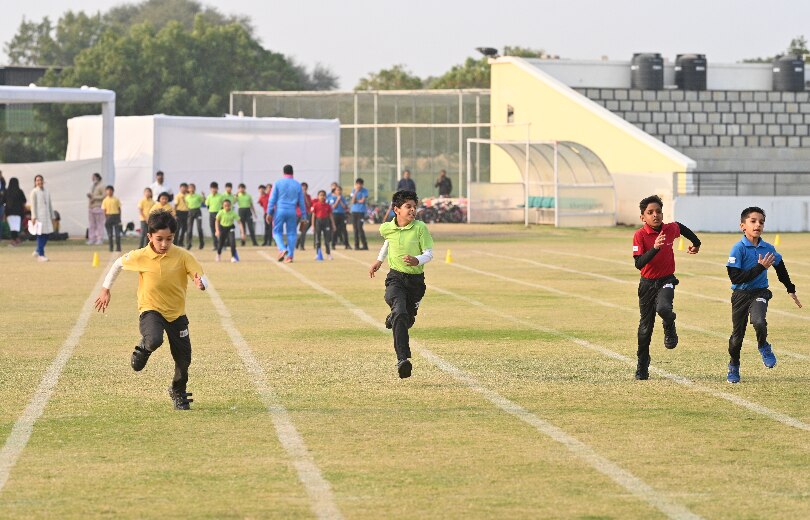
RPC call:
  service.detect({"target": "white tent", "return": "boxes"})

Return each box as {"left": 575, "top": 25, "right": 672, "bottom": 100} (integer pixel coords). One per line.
{"left": 66, "top": 114, "right": 340, "bottom": 229}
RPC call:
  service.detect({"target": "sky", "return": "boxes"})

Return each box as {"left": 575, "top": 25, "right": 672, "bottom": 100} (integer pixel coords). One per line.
{"left": 2, "top": 0, "right": 810, "bottom": 89}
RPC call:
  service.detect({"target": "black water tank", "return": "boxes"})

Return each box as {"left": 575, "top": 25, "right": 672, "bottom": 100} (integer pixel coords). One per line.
{"left": 773, "top": 55, "right": 805, "bottom": 91}
{"left": 675, "top": 54, "right": 707, "bottom": 90}
{"left": 631, "top": 53, "right": 664, "bottom": 90}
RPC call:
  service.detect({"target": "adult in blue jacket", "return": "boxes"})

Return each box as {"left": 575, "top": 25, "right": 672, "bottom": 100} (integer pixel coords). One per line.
{"left": 266, "top": 164, "right": 307, "bottom": 262}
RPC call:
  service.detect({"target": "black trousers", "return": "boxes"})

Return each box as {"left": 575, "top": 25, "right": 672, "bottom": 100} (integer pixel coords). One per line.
{"left": 314, "top": 217, "right": 332, "bottom": 255}
{"left": 208, "top": 213, "right": 219, "bottom": 250}
{"left": 637, "top": 275, "right": 678, "bottom": 360}
{"left": 217, "top": 225, "right": 237, "bottom": 257}
{"left": 384, "top": 270, "right": 426, "bottom": 361}
{"left": 175, "top": 210, "right": 188, "bottom": 245}
{"left": 139, "top": 311, "right": 192, "bottom": 393}
{"left": 729, "top": 288, "right": 771, "bottom": 365}
{"left": 262, "top": 215, "right": 273, "bottom": 246}
{"left": 332, "top": 213, "right": 349, "bottom": 248}
{"left": 238, "top": 208, "right": 257, "bottom": 245}
{"left": 352, "top": 212, "right": 367, "bottom": 249}
{"left": 105, "top": 214, "right": 122, "bottom": 252}
{"left": 296, "top": 217, "right": 311, "bottom": 250}
{"left": 139, "top": 220, "right": 148, "bottom": 248}
{"left": 187, "top": 208, "right": 204, "bottom": 248}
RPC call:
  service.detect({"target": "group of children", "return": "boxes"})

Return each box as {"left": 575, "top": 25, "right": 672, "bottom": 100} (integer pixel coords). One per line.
{"left": 632, "top": 195, "right": 801, "bottom": 384}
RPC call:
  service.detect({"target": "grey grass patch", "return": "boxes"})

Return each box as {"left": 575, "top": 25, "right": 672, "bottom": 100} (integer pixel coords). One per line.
{"left": 204, "top": 280, "right": 343, "bottom": 520}
{"left": 0, "top": 254, "right": 118, "bottom": 495}
{"left": 445, "top": 262, "right": 810, "bottom": 433}
{"left": 276, "top": 251, "right": 704, "bottom": 520}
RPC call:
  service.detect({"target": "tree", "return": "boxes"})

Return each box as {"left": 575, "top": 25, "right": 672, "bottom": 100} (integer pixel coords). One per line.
{"left": 355, "top": 64, "right": 424, "bottom": 90}
{"left": 427, "top": 57, "right": 489, "bottom": 89}
{"left": 744, "top": 35, "right": 809, "bottom": 63}
{"left": 4, "top": 12, "right": 104, "bottom": 67}
{"left": 103, "top": 0, "right": 253, "bottom": 36}
{"left": 503, "top": 46, "right": 549, "bottom": 58}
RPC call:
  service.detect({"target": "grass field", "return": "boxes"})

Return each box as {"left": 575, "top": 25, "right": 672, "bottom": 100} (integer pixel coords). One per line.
{"left": 1, "top": 224, "right": 810, "bottom": 519}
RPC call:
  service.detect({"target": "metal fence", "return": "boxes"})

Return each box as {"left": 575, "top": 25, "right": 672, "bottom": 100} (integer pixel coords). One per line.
{"left": 230, "top": 90, "right": 491, "bottom": 203}
{"left": 676, "top": 171, "right": 810, "bottom": 197}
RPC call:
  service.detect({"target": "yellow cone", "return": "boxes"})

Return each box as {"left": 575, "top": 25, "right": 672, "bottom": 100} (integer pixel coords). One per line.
{"left": 445, "top": 249, "right": 453, "bottom": 264}
{"left": 92, "top": 251, "right": 100, "bottom": 267}
{"left": 677, "top": 237, "right": 685, "bottom": 251}
{"left": 774, "top": 234, "right": 781, "bottom": 246}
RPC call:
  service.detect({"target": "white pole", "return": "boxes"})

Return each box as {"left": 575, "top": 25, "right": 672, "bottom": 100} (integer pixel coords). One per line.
{"left": 553, "top": 141, "right": 560, "bottom": 228}
{"left": 101, "top": 97, "right": 116, "bottom": 185}
{"left": 524, "top": 139, "right": 530, "bottom": 228}
{"left": 396, "top": 126, "right": 401, "bottom": 193}
{"left": 458, "top": 91, "right": 463, "bottom": 198}
{"left": 373, "top": 92, "right": 378, "bottom": 203}
{"left": 252, "top": 96, "right": 256, "bottom": 117}
{"left": 466, "top": 141, "right": 472, "bottom": 223}
{"left": 475, "top": 94, "right": 481, "bottom": 183}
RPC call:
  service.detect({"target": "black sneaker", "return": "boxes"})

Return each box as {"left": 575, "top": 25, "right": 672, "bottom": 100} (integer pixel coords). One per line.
{"left": 397, "top": 359, "right": 412, "bottom": 379}
{"left": 663, "top": 322, "right": 678, "bottom": 349}
{"left": 385, "top": 313, "right": 393, "bottom": 329}
{"left": 635, "top": 356, "right": 650, "bottom": 380}
{"left": 131, "top": 346, "right": 151, "bottom": 372}
{"left": 167, "top": 387, "right": 193, "bottom": 410}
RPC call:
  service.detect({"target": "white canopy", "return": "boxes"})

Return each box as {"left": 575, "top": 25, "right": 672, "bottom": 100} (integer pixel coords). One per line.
{"left": 66, "top": 114, "right": 341, "bottom": 227}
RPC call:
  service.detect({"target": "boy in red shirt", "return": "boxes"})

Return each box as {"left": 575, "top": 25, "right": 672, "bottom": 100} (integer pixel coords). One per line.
{"left": 258, "top": 184, "right": 272, "bottom": 246}
{"left": 632, "top": 195, "right": 701, "bottom": 380}
{"left": 311, "top": 189, "right": 336, "bottom": 260}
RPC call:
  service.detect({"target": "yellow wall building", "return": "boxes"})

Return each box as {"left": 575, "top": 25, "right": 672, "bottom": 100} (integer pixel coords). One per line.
{"left": 489, "top": 57, "right": 695, "bottom": 224}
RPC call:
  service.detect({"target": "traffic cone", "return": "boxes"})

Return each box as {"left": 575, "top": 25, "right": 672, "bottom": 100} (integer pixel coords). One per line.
{"left": 774, "top": 234, "right": 781, "bottom": 246}
{"left": 677, "top": 237, "right": 685, "bottom": 251}
{"left": 315, "top": 247, "right": 324, "bottom": 261}
{"left": 92, "top": 251, "right": 100, "bottom": 267}
{"left": 445, "top": 249, "right": 453, "bottom": 263}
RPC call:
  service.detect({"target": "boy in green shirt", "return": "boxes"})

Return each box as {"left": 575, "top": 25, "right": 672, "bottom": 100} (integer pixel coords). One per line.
{"left": 215, "top": 199, "right": 240, "bottom": 263}
{"left": 205, "top": 182, "right": 225, "bottom": 251}
{"left": 369, "top": 190, "right": 434, "bottom": 378}
{"left": 236, "top": 182, "right": 258, "bottom": 247}
{"left": 185, "top": 183, "right": 205, "bottom": 250}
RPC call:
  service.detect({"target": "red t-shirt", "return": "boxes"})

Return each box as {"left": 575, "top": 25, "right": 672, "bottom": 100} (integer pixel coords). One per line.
{"left": 311, "top": 200, "right": 333, "bottom": 219}
{"left": 297, "top": 193, "right": 312, "bottom": 218}
{"left": 633, "top": 222, "right": 681, "bottom": 279}
{"left": 258, "top": 192, "right": 270, "bottom": 212}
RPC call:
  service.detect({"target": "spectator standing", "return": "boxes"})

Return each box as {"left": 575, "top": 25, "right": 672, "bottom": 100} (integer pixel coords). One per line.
{"left": 150, "top": 192, "right": 176, "bottom": 216}
{"left": 258, "top": 184, "right": 272, "bottom": 246}
{"left": 311, "top": 189, "right": 335, "bottom": 260}
{"left": 435, "top": 169, "right": 452, "bottom": 197}
{"left": 350, "top": 178, "right": 369, "bottom": 250}
{"left": 0, "top": 170, "right": 6, "bottom": 231}
{"left": 102, "top": 185, "right": 123, "bottom": 252}
{"left": 295, "top": 182, "right": 312, "bottom": 251}
{"left": 149, "top": 171, "right": 173, "bottom": 202}
{"left": 266, "top": 164, "right": 306, "bottom": 263}
{"left": 174, "top": 183, "right": 189, "bottom": 246}
{"left": 87, "top": 172, "right": 105, "bottom": 245}
{"left": 328, "top": 185, "right": 351, "bottom": 249}
{"left": 138, "top": 188, "right": 154, "bottom": 248}
{"left": 3, "top": 177, "right": 26, "bottom": 246}
{"left": 205, "top": 182, "right": 226, "bottom": 251}
{"left": 397, "top": 169, "right": 416, "bottom": 192}
{"left": 184, "top": 183, "right": 204, "bottom": 250}
{"left": 236, "top": 183, "right": 258, "bottom": 246}
{"left": 30, "top": 174, "right": 55, "bottom": 262}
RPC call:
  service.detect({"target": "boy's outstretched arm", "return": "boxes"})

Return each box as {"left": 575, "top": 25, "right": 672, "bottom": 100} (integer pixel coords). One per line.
{"left": 94, "top": 257, "right": 124, "bottom": 313}
{"left": 193, "top": 272, "right": 208, "bottom": 291}
{"left": 676, "top": 222, "right": 701, "bottom": 254}
{"left": 774, "top": 261, "right": 802, "bottom": 307}
{"left": 369, "top": 240, "right": 389, "bottom": 278}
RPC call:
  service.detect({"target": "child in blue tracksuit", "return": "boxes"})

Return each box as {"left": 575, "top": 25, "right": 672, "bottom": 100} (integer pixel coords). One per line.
{"left": 725, "top": 206, "right": 801, "bottom": 383}
{"left": 266, "top": 164, "right": 307, "bottom": 263}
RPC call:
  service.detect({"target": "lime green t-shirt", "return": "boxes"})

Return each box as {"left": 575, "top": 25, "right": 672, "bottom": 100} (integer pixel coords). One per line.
{"left": 206, "top": 193, "right": 226, "bottom": 212}
{"left": 222, "top": 192, "right": 235, "bottom": 205}
{"left": 379, "top": 218, "right": 434, "bottom": 274}
{"left": 216, "top": 209, "right": 240, "bottom": 227}
{"left": 236, "top": 193, "right": 253, "bottom": 209}
{"left": 185, "top": 192, "right": 204, "bottom": 210}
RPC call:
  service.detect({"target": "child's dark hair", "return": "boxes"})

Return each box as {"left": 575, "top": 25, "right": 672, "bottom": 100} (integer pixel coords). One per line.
{"left": 158, "top": 191, "right": 170, "bottom": 201}
{"left": 210, "top": 181, "right": 218, "bottom": 189}
{"left": 317, "top": 189, "right": 326, "bottom": 196}
{"left": 741, "top": 206, "right": 766, "bottom": 222}
{"left": 392, "top": 190, "right": 418, "bottom": 208}
{"left": 147, "top": 210, "right": 178, "bottom": 234}
{"left": 356, "top": 178, "right": 364, "bottom": 185}
{"left": 301, "top": 182, "right": 308, "bottom": 188}
{"left": 225, "top": 182, "right": 232, "bottom": 188}
{"left": 180, "top": 182, "right": 188, "bottom": 188}
{"left": 238, "top": 183, "right": 246, "bottom": 189}
{"left": 105, "top": 185, "right": 114, "bottom": 191}
{"left": 639, "top": 195, "right": 663, "bottom": 213}
{"left": 258, "top": 184, "right": 265, "bottom": 190}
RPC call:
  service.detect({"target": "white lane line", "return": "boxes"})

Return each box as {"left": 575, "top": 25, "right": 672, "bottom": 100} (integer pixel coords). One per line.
{"left": 304, "top": 252, "right": 703, "bottom": 520}
{"left": 0, "top": 254, "right": 117, "bottom": 495}
{"left": 205, "top": 281, "right": 342, "bottom": 520}
{"left": 467, "top": 252, "right": 809, "bottom": 361}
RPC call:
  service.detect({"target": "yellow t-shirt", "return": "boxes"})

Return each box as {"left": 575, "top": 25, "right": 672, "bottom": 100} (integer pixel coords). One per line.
{"left": 174, "top": 193, "right": 189, "bottom": 212}
{"left": 102, "top": 196, "right": 121, "bottom": 215}
{"left": 121, "top": 245, "right": 204, "bottom": 321}
{"left": 138, "top": 198, "right": 153, "bottom": 220}
{"left": 149, "top": 202, "right": 176, "bottom": 216}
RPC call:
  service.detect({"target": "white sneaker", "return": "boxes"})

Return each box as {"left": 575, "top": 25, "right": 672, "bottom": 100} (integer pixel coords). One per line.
{"left": 327, "top": 254, "right": 333, "bottom": 260}
{"left": 215, "top": 253, "right": 221, "bottom": 262}
{"left": 86, "top": 240, "right": 94, "bottom": 245}
{"left": 32, "top": 250, "right": 38, "bottom": 257}
{"left": 230, "top": 257, "right": 238, "bottom": 263}
{"left": 37, "top": 256, "right": 49, "bottom": 262}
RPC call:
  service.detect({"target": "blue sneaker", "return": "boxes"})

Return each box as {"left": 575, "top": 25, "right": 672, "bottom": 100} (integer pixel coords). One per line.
{"left": 758, "top": 342, "right": 776, "bottom": 368}
{"left": 727, "top": 363, "right": 740, "bottom": 384}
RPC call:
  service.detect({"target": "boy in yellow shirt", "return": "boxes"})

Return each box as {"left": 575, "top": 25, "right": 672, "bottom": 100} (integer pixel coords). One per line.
{"left": 94, "top": 211, "right": 207, "bottom": 410}
{"left": 150, "top": 192, "right": 176, "bottom": 216}
{"left": 101, "top": 185, "right": 122, "bottom": 252}
{"left": 137, "top": 187, "right": 153, "bottom": 248}
{"left": 174, "top": 182, "right": 189, "bottom": 246}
